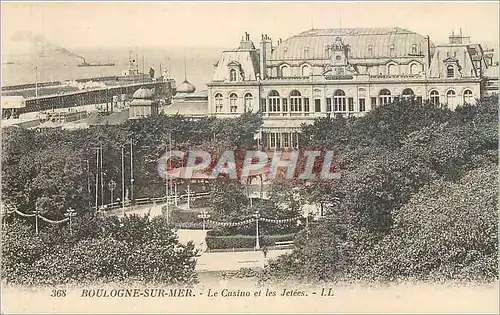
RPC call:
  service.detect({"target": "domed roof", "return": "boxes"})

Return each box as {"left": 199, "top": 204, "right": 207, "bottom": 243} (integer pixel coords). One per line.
{"left": 133, "top": 87, "right": 154, "bottom": 99}
{"left": 176, "top": 80, "right": 196, "bottom": 93}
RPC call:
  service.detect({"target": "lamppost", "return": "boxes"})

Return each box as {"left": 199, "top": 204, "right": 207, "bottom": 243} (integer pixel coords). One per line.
{"left": 197, "top": 210, "right": 211, "bottom": 231}
{"left": 108, "top": 179, "right": 116, "bottom": 205}
{"left": 65, "top": 208, "right": 77, "bottom": 234}
{"left": 130, "top": 139, "right": 134, "bottom": 201}
{"left": 254, "top": 210, "right": 261, "bottom": 250}
{"left": 32, "top": 207, "right": 40, "bottom": 236}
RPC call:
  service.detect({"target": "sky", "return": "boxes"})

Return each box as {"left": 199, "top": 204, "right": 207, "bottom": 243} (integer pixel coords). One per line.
{"left": 2, "top": 1, "right": 499, "bottom": 54}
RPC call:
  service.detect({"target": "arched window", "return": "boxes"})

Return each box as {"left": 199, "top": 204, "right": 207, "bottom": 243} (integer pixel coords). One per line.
{"left": 214, "top": 93, "right": 223, "bottom": 113}
{"left": 378, "top": 89, "right": 392, "bottom": 105}
{"left": 446, "top": 89, "right": 456, "bottom": 106}
{"left": 388, "top": 64, "right": 397, "bottom": 76}
{"left": 463, "top": 89, "right": 473, "bottom": 104}
{"left": 429, "top": 90, "right": 440, "bottom": 105}
{"left": 411, "top": 44, "right": 417, "bottom": 55}
{"left": 268, "top": 90, "right": 280, "bottom": 112}
{"left": 409, "top": 63, "right": 420, "bottom": 75}
{"left": 244, "top": 93, "right": 253, "bottom": 112}
{"left": 229, "top": 93, "right": 238, "bottom": 112}
{"left": 368, "top": 45, "right": 373, "bottom": 57}
{"left": 229, "top": 69, "right": 237, "bottom": 82}
{"left": 301, "top": 65, "right": 311, "bottom": 77}
{"left": 290, "top": 90, "right": 302, "bottom": 112}
{"left": 401, "top": 88, "right": 414, "bottom": 100}
{"left": 333, "top": 89, "right": 346, "bottom": 112}
{"left": 446, "top": 65, "right": 454, "bottom": 78}
{"left": 281, "top": 65, "right": 290, "bottom": 77}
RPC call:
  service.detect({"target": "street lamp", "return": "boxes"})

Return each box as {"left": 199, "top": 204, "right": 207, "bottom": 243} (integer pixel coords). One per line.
{"left": 32, "top": 207, "right": 40, "bottom": 236}
{"left": 254, "top": 210, "right": 261, "bottom": 250}
{"left": 108, "top": 179, "right": 117, "bottom": 205}
{"left": 197, "top": 210, "right": 211, "bottom": 231}
{"left": 65, "top": 208, "right": 77, "bottom": 235}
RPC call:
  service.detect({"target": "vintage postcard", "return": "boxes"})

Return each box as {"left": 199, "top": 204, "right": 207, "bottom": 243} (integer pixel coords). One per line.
{"left": 1, "top": 1, "right": 499, "bottom": 314}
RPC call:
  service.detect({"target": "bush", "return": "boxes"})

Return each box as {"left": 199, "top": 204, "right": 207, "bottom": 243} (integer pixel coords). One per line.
{"left": 169, "top": 209, "right": 201, "bottom": 224}
{"left": 206, "top": 233, "right": 296, "bottom": 250}
{"left": 2, "top": 215, "right": 198, "bottom": 286}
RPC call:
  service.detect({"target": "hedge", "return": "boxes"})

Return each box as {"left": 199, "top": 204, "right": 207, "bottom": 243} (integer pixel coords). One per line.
{"left": 205, "top": 233, "right": 296, "bottom": 250}
{"left": 169, "top": 209, "right": 202, "bottom": 223}
{"left": 2, "top": 216, "right": 199, "bottom": 286}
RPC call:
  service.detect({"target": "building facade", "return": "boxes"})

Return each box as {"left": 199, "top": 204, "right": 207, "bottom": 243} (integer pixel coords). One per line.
{"left": 206, "top": 28, "right": 496, "bottom": 149}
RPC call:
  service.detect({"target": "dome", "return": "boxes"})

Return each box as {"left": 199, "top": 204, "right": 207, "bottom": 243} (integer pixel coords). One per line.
{"left": 176, "top": 80, "right": 196, "bottom": 93}
{"left": 133, "top": 87, "right": 154, "bottom": 99}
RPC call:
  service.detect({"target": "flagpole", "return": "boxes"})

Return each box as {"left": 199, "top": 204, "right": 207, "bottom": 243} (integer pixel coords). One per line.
{"left": 121, "top": 146, "right": 125, "bottom": 216}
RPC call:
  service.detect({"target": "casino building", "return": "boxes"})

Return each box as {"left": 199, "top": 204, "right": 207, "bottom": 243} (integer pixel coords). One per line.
{"left": 203, "top": 27, "right": 497, "bottom": 149}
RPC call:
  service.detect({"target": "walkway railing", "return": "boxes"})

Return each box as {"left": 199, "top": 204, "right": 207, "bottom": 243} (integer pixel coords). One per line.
{"left": 99, "top": 191, "right": 212, "bottom": 211}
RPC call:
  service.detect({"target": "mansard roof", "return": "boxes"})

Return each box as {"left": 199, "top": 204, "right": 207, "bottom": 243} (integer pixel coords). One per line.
{"left": 271, "top": 27, "right": 434, "bottom": 60}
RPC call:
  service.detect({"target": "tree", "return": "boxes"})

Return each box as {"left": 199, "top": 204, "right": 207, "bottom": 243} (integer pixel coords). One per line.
{"left": 367, "top": 164, "right": 498, "bottom": 281}
{"left": 209, "top": 178, "right": 248, "bottom": 220}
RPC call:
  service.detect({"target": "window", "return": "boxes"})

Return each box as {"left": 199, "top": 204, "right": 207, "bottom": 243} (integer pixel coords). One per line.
{"left": 446, "top": 89, "right": 456, "bottom": 106}
{"left": 229, "top": 93, "right": 238, "bottom": 112}
{"left": 463, "top": 89, "right": 473, "bottom": 104}
{"left": 270, "top": 132, "right": 276, "bottom": 149}
{"left": 214, "top": 93, "right": 223, "bottom": 112}
{"left": 304, "top": 98, "right": 310, "bottom": 112}
{"left": 260, "top": 98, "right": 267, "bottom": 112}
{"left": 333, "top": 89, "right": 346, "bottom": 112}
{"left": 229, "top": 69, "right": 237, "bottom": 82}
{"left": 314, "top": 99, "right": 321, "bottom": 112}
{"left": 389, "top": 44, "right": 395, "bottom": 56}
{"left": 326, "top": 98, "right": 332, "bottom": 112}
{"left": 368, "top": 45, "right": 373, "bottom": 57}
{"left": 401, "top": 88, "right": 414, "bottom": 100}
{"left": 430, "top": 90, "right": 440, "bottom": 105}
{"left": 281, "top": 65, "right": 290, "bottom": 77}
{"left": 411, "top": 44, "right": 417, "bottom": 55}
{"left": 359, "top": 98, "right": 366, "bottom": 112}
{"left": 301, "top": 65, "right": 311, "bottom": 77}
{"left": 335, "top": 55, "right": 342, "bottom": 61}
{"left": 348, "top": 98, "right": 354, "bottom": 111}
{"left": 290, "top": 90, "right": 302, "bottom": 112}
{"left": 268, "top": 90, "right": 280, "bottom": 112}
{"left": 378, "top": 89, "right": 392, "bottom": 105}
{"left": 304, "top": 47, "right": 309, "bottom": 58}
{"left": 244, "top": 93, "right": 253, "bottom": 112}
{"left": 282, "top": 98, "right": 288, "bottom": 112}
{"left": 447, "top": 65, "right": 454, "bottom": 78}
{"left": 371, "top": 97, "right": 377, "bottom": 107}
{"left": 283, "top": 133, "right": 290, "bottom": 148}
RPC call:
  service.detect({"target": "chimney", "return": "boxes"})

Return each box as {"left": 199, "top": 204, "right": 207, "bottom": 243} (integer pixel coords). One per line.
{"left": 260, "top": 35, "right": 273, "bottom": 79}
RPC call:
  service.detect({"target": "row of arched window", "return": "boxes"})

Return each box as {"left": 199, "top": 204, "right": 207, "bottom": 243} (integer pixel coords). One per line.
{"left": 213, "top": 88, "right": 474, "bottom": 113}
{"left": 277, "top": 64, "right": 311, "bottom": 77}
{"left": 275, "top": 62, "right": 424, "bottom": 77}
{"left": 213, "top": 92, "right": 253, "bottom": 113}
{"left": 265, "top": 90, "right": 309, "bottom": 112}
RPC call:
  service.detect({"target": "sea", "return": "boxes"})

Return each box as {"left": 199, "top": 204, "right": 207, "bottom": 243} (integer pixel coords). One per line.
{"left": 1, "top": 46, "right": 223, "bottom": 91}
